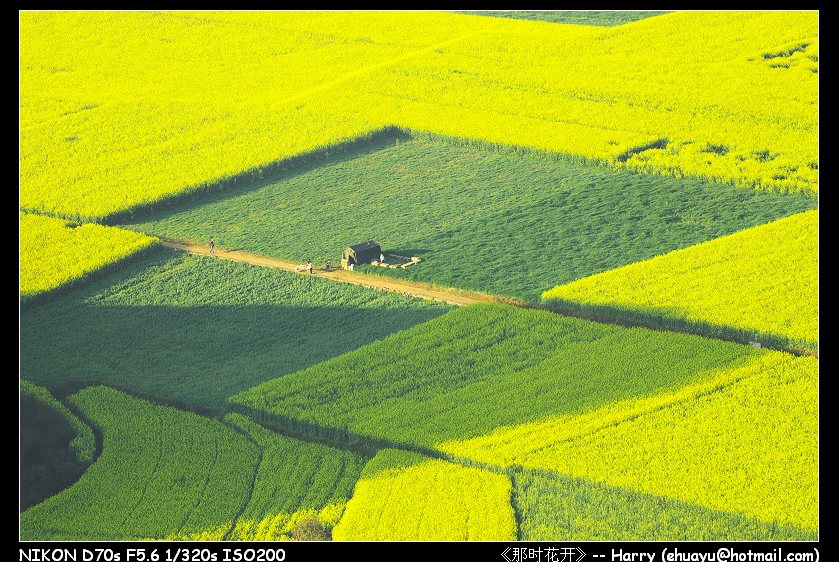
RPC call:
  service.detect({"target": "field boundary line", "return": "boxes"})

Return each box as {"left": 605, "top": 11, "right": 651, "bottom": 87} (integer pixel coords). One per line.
{"left": 160, "top": 238, "right": 511, "bottom": 307}
{"left": 160, "top": 238, "right": 816, "bottom": 357}
{"left": 174, "top": 437, "right": 220, "bottom": 538}
{"left": 221, "top": 440, "right": 263, "bottom": 541}
{"left": 264, "top": 31, "right": 487, "bottom": 111}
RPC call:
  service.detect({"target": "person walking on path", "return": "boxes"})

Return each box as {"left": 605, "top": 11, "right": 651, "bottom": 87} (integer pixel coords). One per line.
{"left": 209, "top": 239, "right": 216, "bottom": 257}
{"left": 306, "top": 260, "right": 313, "bottom": 274}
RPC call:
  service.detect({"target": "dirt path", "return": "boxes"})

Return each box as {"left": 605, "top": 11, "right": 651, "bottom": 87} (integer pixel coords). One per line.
{"left": 161, "top": 238, "right": 816, "bottom": 357}
{"left": 160, "top": 239, "right": 521, "bottom": 307}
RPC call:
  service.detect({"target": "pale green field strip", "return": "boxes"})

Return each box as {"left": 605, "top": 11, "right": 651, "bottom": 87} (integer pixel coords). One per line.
{"left": 232, "top": 303, "right": 762, "bottom": 448}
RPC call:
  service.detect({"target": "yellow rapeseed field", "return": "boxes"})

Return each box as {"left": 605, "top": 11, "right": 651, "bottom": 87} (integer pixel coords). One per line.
{"left": 361, "top": 12, "right": 818, "bottom": 193}
{"left": 441, "top": 352, "right": 818, "bottom": 532}
{"left": 21, "top": 11, "right": 817, "bottom": 221}
{"left": 19, "top": 11, "right": 514, "bottom": 220}
{"left": 543, "top": 210, "right": 818, "bottom": 350}
{"left": 332, "top": 450, "right": 517, "bottom": 541}
{"left": 19, "top": 213, "right": 157, "bottom": 299}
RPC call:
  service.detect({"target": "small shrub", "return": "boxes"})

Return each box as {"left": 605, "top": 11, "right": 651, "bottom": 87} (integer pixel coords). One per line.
{"left": 291, "top": 516, "right": 328, "bottom": 541}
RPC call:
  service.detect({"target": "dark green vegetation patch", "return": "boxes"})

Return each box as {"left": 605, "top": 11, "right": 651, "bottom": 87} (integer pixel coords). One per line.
{"left": 20, "top": 381, "right": 96, "bottom": 511}
{"left": 20, "top": 249, "right": 450, "bottom": 409}
{"left": 125, "top": 136, "right": 816, "bottom": 301}
{"left": 232, "top": 304, "right": 761, "bottom": 448}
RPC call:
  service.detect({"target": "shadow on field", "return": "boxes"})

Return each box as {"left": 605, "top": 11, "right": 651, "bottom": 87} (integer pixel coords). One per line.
{"left": 20, "top": 396, "right": 89, "bottom": 511}
{"left": 117, "top": 129, "right": 409, "bottom": 226}
{"left": 21, "top": 301, "right": 446, "bottom": 411}
{"left": 21, "top": 247, "right": 450, "bottom": 411}
{"left": 511, "top": 467, "right": 817, "bottom": 541}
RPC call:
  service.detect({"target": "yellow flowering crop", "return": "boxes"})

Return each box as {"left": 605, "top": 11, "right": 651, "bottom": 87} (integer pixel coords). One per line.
{"left": 19, "top": 213, "right": 157, "bottom": 300}
{"left": 332, "top": 449, "right": 516, "bottom": 541}
{"left": 21, "top": 11, "right": 817, "bottom": 222}
{"left": 442, "top": 352, "right": 818, "bottom": 532}
{"left": 19, "top": 11, "right": 506, "bottom": 221}
{"left": 363, "top": 11, "right": 818, "bottom": 193}
{"left": 543, "top": 210, "right": 818, "bottom": 350}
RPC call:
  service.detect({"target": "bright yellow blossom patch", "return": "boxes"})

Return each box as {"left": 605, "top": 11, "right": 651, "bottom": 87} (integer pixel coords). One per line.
{"left": 332, "top": 450, "right": 517, "bottom": 541}
{"left": 442, "top": 352, "right": 818, "bottom": 532}
{"left": 21, "top": 11, "right": 817, "bottom": 221}
{"left": 19, "top": 213, "right": 157, "bottom": 300}
{"left": 543, "top": 210, "right": 818, "bottom": 350}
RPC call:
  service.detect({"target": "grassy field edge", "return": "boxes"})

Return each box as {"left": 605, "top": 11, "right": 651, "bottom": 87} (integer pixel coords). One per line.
{"left": 541, "top": 297, "right": 817, "bottom": 353}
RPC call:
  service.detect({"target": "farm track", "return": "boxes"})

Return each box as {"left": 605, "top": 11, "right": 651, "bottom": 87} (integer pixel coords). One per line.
{"left": 161, "top": 238, "right": 515, "bottom": 307}
{"left": 161, "top": 238, "right": 817, "bottom": 358}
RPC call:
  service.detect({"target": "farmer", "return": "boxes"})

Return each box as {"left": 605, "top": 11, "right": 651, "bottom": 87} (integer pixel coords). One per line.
{"left": 209, "top": 239, "right": 215, "bottom": 257}
{"left": 380, "top": 253, "right": 385, "bottom": 263}
{"left": 325, "top": 260, "right": 331, "bottom": 271}
{"left": 306, "top": 260, "right": 313, "bottom": 274}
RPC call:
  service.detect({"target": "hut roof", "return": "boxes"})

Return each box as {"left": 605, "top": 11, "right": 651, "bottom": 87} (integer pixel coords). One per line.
{"left": 347, "top": 240, "right": 380, "bottom": 253}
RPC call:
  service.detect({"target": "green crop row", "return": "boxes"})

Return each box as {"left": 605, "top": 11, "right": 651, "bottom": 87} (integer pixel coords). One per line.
{"left": 21, "top": 386, "right": 258, "bottom": 540}
{"left": 225, "top": 414, "right": 366, "bottom": 541}
{"left": 21, "top": 252, "right": 449, "bottom": 409}
{"left": 231, "top": 303, "right": 761, "bottom": 448}
{"left": 21, "top": 387, "right": 370, "bottom": 541}
{"left": 126, "top": 135, "right": 815, "bottom": 301}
